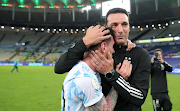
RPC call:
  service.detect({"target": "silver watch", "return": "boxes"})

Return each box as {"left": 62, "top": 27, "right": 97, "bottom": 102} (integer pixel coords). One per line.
{"left": 105, "top": 69, "right": 115, "bottom": 79}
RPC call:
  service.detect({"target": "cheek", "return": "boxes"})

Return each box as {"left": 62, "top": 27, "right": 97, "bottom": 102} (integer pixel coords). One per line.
{"left": 125, "top": 29, "right": 130, "bottom": 37}
{"left": 124, "top": 28, "right": 130, "bottom": 33}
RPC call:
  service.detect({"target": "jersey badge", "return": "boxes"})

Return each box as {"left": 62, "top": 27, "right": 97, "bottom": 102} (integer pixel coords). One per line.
{"left": 91, "top": 78, "right": 100, "bottom": 91}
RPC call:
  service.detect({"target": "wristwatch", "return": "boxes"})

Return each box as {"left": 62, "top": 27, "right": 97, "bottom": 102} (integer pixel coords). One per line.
{"left": 105, "top": 69, "right": 115, "bottom": 79}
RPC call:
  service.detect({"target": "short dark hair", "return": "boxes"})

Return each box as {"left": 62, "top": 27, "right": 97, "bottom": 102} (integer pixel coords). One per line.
{"left": 154, "top": 48, "right": 163, "bottom": 54}
{"left": 88, "top": 27, "right": 115, "bottom": 51}
{"left": 105, "top": 8, "right": 129, "bottom": 25}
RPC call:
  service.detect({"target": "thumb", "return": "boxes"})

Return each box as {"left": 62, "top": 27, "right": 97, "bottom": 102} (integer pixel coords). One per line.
{"left": 116, "top": 62, "right": 121, "bottom": 71}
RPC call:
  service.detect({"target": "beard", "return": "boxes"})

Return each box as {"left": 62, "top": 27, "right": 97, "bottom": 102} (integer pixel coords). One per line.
{"left": 115, "top": 35, "right": 127, "bottom": 45}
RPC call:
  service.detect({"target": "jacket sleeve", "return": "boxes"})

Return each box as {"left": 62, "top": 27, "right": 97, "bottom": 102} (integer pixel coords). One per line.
{"left": 54, "top": 39, "right": 88, "bottom": 74}
{"left": 106, "top": 48, "right": 151, "bottom": 107}
{"left": 163, "top": 61, "right": 173, "bottom": 72}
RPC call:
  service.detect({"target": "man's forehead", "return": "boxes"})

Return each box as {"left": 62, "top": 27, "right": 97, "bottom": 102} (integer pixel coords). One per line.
{"left": 107, "top": 13, "right": 129, "bottom": 24}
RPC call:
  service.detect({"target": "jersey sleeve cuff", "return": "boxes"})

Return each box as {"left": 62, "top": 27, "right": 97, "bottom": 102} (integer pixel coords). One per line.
{"left": 84, "top": 93, "right": 104, "bottom": 107}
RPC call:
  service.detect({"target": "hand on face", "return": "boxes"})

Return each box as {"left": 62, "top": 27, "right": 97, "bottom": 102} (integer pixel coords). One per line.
{"left": 82, "top": 25, "right": 111, "bottom": 48}
{"left": 89, "top": 50, "right": 114, "bottom": 75}
{"left": 115, "top": 60, "right": 132, "bottom": 80}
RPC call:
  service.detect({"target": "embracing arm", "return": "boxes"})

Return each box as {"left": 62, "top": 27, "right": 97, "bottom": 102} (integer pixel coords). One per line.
{"left": 54, "top": 25, "right": 111, "bottom": 74}
{"left": 54, "top": 39, "right": 87, "bottom": 74}
{"left": 87, "top": 87, "right": 118, "bottom": 111}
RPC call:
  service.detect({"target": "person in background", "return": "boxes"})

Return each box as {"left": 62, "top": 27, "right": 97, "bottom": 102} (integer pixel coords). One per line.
{"left": 11, "top": 60, "right": 19, "bottom": 73}
{"left": 151, "top": 48, "right": 173, "bottom": 111}
{"left": 61, "top": 28, "right": 118, "bottom": 111}
{"left": 55, "top": 8, "right": 150, "bottom": 111}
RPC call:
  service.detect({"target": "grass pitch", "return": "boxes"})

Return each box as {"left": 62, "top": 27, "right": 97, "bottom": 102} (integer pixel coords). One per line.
{"left": 0, "top": 66, "right": 179, "bottom": 111}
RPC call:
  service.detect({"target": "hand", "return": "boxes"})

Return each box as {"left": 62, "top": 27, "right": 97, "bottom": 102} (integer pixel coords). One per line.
{"left": 90, "top": 50, "right": 114, "bottom": 75}
{"left": 126, "top": 39, "right": 136, "bottom": 51}
{"left": 158, "top": 55, "right": 164, "bottom": 63}
{"left": 151, "top": 55, "right": 155, "bottom": 63}
{"left": 82, "top": 25, "right": 111, "bottom": 48}
{"left": 115, "top": 60, "right": 132, "bottom": 80}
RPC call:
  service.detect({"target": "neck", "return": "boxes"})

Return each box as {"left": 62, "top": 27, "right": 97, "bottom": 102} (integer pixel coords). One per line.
{"left": 82, "top": 55, "right": 96, "bottom": 72}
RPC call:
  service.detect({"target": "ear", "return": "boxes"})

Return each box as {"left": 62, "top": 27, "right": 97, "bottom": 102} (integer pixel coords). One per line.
{"left": 99, "top": 42, "right": 107, "bottom": 53}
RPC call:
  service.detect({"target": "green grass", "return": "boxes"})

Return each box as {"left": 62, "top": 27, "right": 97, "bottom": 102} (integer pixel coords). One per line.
{"left": 142, "top": 74, "right": 180, "bottom": 111}
{"left": 0, "top": 66, "right": 65, "bottom": 111}
{"left": 0, "top": 66, "right": 179, "bottom": 111}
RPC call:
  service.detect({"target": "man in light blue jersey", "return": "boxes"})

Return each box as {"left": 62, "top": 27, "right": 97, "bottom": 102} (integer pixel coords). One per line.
{"left": 61, "top": 27, "right": 118, "bottom": 111}
{"left": 11, "top": 60, "right": 19, "bottom": 73}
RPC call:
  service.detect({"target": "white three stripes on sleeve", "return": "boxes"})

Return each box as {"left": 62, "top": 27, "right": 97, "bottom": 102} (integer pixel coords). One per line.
{"left": 164, "top": 61, "right": 172, "bottom": 67}
{"left": 116, "top": 76, "right": 144, "bottom": 99}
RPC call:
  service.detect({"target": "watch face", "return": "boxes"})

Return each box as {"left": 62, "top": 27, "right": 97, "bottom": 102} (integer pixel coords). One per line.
{"left": 105, "top": 69, "right": 115, "bottom": 79}
{"left": 106, "top": 72, "right": 113, "bottom": 78}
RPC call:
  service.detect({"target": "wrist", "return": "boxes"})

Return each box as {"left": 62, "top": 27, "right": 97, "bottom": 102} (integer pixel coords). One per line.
{"left": 82, "top": 37, "right": 91, "bottom": 48}
{"left": 105, "top": 69, "right": 115, "bottom": 79}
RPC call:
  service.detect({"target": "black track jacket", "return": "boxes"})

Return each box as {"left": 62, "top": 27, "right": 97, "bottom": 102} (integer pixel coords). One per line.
{"left": 55, "top": 39, "right": 151, "bottom": 111}
{"left": 151, "top": 61, "right": 173, "bottom": 94}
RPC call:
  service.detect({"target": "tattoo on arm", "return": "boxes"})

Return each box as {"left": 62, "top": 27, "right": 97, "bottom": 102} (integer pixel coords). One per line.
{"left": 106, "top": 87, "right": 118, "bottom": 109}
{"left": 87, "top": 87, "right": 118, "bottom": 111}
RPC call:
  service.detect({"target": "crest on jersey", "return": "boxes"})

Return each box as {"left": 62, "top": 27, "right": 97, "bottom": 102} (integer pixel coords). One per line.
{"left": 91, "top": 78, "right": 100, "bottom": 90}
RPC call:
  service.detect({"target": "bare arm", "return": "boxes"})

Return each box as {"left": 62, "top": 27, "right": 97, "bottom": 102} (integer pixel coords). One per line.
{"left": 87, "top": 87, "right": 118, "bottom": 111}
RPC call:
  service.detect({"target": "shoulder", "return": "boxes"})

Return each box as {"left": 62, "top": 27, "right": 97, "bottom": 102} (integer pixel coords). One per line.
{"left": 132, "top": 47, "right": 149, "bottom": 56}
{"left": 133, "top": 46, "right": 148, "bottom": 52}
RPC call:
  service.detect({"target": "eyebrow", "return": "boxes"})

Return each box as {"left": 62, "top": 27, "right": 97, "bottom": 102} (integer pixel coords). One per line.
{"left": 110, "top": 21, "right": 129, "bottom": 25}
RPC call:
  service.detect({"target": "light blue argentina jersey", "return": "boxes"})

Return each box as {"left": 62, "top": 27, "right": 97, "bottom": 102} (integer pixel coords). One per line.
{"left": 61, "top": 61, "right": 103, "bottom": 111}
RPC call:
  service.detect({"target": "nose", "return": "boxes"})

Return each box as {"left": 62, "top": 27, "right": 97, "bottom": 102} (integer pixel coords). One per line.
{"left": 116, "top": 25, "right": 123, "bottom": 33}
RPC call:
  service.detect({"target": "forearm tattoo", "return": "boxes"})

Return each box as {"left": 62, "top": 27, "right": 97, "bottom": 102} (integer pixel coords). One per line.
{"left": 87, "top": 87, "right": 118, "bottom": 111}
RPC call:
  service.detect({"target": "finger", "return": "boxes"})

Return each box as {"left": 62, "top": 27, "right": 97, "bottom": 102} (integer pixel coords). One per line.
{"left": 102, "top": 29, "right": 110, "bottom": 36}
{"left": 91, "top": 59, "right": 97, "bottom": 67}
{"left": 94, "top": 25, "right": 101, "bottom": 29}
{"left": 127, "top": 60, "right": 131, "bottom": 71}
{"left": 116, "top": 62, "right": 121, "bottom": 71}
{"left": 102, "top": 35, "right": 111, "bottom": 41}
{"left": 89, "top": 26, "right": 94, "bottom": 29}
{"left": 128, "top": 64, "right": 132, "bottom": 76}
{"left": 121, "top": 59, "right": 128, "bottom": 69}
{"left": 94, "top": 50, "right": 106, "bottom": 62}
{"left": 125, "top": 60, "right": 130, "bottom": 72}
{"left": 91, "top": 50, "right": 102, "bottom": 63}
{"left": 99, "top": 26, "right": 106, "bottom": 31}
{"left": 133, "top": 43, "right": 136, "bottom": 48}
{"left": 107, "top": 51, "right": 112, "bottom": 60}
{"left": 126, "top": 46, "right": 131, "bottom": 51}
{"left": 89, "top": 52, "right": 99, "bottom": 65}
{"left": 127, "top": 44, "right": 134, "bottom": 51}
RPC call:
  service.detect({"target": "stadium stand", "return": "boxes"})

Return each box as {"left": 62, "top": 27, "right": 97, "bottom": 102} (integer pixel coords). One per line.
{"left": 0, "top": 0, "right": 180, "bottom": 71}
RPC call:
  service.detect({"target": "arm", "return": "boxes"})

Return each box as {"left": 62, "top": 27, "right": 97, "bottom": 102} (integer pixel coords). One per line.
{"left": 163, "top": 61, "right": 173, "bottom": 72}
{"left": 158, "top": 54, "right": 173, "bottom": 72}
{"left": 54, "top": 39, "right": 87, "bottom": 74}
{"left": 54, "top": 25, "right": 111, "bottom": 74}
{"left": 87, "top": 87, "right": 118, "bottom": 111}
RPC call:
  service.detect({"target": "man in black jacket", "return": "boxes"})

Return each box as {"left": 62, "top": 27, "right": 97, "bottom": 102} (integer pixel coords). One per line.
{"left": 55, "top": 8, "right": 150, "bottom": 111}
{"left": 151, "top": 48, "right": 172, "bottom": 111}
